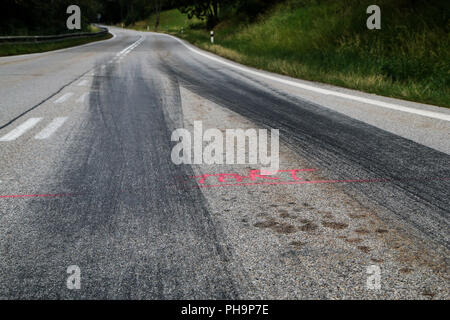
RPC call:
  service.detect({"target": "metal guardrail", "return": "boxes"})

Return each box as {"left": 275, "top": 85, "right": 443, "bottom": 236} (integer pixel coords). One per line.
{"left": 0, "top": 26, "right": 109, "bottom": 43}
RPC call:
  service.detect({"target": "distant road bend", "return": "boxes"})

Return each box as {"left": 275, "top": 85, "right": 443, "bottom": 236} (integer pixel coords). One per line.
{"left": 0, "top": 27, "right": 448, "bottom": 299}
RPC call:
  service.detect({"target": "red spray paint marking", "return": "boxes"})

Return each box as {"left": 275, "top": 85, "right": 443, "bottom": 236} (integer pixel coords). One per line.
{"left": 196, "top": 177, "right": 450, "bottom": 188}
{"left": 190, "top": 169, "right": 316, "bottom": 184}
{"left": 0, "top": 170, "right": 448, "bottom": 197}
{"left": 198, "top": 178, "right": 389, "bottom": 188}
{"left": 188, "top": 169, "right": 450, "bottom": 188}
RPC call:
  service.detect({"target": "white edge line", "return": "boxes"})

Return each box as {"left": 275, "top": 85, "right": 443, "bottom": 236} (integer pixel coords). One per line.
{"left": 157, "top": 33, "right": 450, "bottom": 122}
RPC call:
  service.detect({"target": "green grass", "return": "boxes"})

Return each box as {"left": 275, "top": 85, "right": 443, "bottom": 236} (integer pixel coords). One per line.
{"left": 0, "top": 27, "right": 112, "bottom": 57}
{"left": 129, "top": 1, "right": 450, "bottom": 107}
{"left": 126, "top": 9, "right": 201, "bottom": 33}
{"left": 87, "top": 25, "right": 101, "bottom": 33}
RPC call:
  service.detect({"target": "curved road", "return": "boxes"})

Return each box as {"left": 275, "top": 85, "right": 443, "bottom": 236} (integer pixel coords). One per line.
{"left": 0, "top": 27, "right": 448, "bottom": 299}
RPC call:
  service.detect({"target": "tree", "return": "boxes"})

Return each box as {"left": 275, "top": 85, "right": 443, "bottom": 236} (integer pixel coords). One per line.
{"left": 178, "top": 0, "right": 227, "bottom": 28}
{"left": 0, "top": 0, "right": 100, "bottom": 35}
{"left": 0, "top": 0, "right": 166, "bottom": 35}
{"left": 152, "top": 0, "right": 164, "bottom": 31}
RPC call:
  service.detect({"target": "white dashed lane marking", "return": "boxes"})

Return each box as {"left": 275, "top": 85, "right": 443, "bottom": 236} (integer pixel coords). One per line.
{"left": 77, "top": 79, "right": 89, "bottom": 87}
{"left": 0, "top": 117, "right": 71, "bottom": 141}
{"left": 54, "top": 92, "right": 74, "bottom": 104}
{"left": 34, "top": 117, "right": 68, "bottom": 140}
{"left": 76, "top": 92, "right": 89, "bottom": 103}
{"left": 0, "top": 118, "right": 42, "bottom": 141}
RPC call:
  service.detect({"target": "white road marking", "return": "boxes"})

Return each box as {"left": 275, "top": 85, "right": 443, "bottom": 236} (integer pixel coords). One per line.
{"left": 118, "top": 35, "right": 144, "bottom": 57}
{"left": 77, "top": 79, "right": 89, "bottom": 86}
{"left": 118, "top": 36, "right": 144, "bottom": 55}
{"left": 76, "top": 92, "right": 89, "bottom": 103}
{"left": 34, "top": 117, "right": 68, "bottom": 140}
{"left": 159, "top": 33, "right": 450, "bottom": 122}
{"left": 54, "top": 92, "right": 74, "bottom": 104}
{"left": 0, "top": 118, "right": 42, "bottom": 141}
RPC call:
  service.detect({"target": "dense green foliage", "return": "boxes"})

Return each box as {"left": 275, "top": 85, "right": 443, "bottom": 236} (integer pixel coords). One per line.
{"left": 2, "top": 0, "right": 448, "bottom": 106}
{"left": 0, "top": 0, "right": 156, "bottom": 35}
{"left": 130, "top": 0, "right": 450, "bottom": 107}
{"left": 0, "top": 0, "right": 100, "bottom": 35}
{"left": 0, "top": 0, "right": 279, "bottom": 35}
{"left": 177, "top": 0, "right": 282, "bottom": 27}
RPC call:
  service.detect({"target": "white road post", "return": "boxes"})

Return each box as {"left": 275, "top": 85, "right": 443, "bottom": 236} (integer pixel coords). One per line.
{"left": 210, "top": 30, "right": 214, "bottom": 44}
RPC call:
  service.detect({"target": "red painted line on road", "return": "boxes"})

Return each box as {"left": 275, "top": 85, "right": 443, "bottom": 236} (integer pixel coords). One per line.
{"left": 198, "top": 178, "right": 388, "bottom": 188}
{"left": 196, "top": 177, "right": 450, "bottom": 188}
{"left": 188, "top": 168, "right": 450, "bottom": 188}
{"left": 190, "top": 169, "right": 316, "bottom": 183}
{"left": 0, "top": 169, "right": 448, "bottom": 197}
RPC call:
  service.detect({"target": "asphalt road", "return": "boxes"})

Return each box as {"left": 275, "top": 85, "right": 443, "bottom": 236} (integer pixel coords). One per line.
{"left": 0, "top": 27, "right": 448, "bottom": 299}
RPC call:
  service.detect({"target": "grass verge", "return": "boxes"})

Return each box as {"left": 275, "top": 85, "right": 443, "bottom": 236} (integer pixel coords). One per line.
{"left": 127, "top": 1, "right": 449, "bottom": 108}
{"left": 0, "top": 32, "right": 112, "bottom": 57}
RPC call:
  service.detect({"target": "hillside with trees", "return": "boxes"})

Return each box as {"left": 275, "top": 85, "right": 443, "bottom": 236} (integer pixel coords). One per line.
{"left": 1, "top": 0, "right": 447, "bottom": 106}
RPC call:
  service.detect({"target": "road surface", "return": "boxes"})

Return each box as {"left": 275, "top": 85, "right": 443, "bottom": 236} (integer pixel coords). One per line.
{"left": 0, "top": 27, "right": 448, "bottom": 299}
